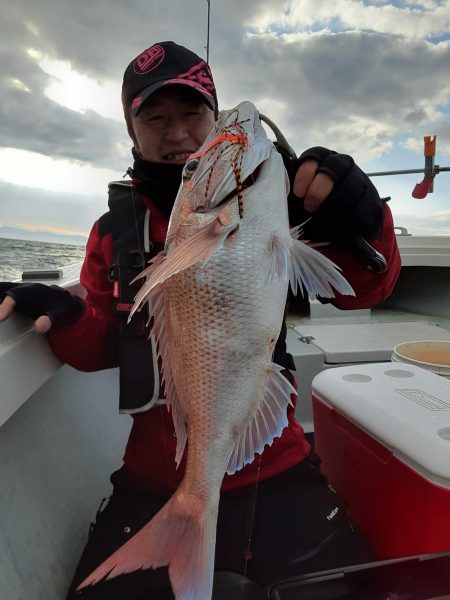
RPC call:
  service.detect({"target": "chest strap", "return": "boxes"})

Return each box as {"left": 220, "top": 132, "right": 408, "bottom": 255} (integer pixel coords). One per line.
{"left": 106, "top": 180, "right": 164, "bottom": 413}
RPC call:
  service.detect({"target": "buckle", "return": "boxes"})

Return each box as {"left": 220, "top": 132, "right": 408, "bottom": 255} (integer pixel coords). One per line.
{"left": 108, "top": 264, "right": 120, "bottom": 282}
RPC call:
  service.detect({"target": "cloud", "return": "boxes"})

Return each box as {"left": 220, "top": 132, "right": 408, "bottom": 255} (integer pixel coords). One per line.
{"left": 1, "top": 0, "right": 449, "bottom": 239}
{"left": 0, "top": 38, "right": 129, "bottom": 169}
{"left": 7, "top": 0, "right": 214, "bottom": 80}
{"left": 394, "top": 208, "right": 450, "bottom": 235}
{"left": 3, "top": 0, "right": 450, "bottom": 168}
{"left": 212, "top": 31, "right": 450, "bottom": 165}
{"left": 0, "top": 179, "right": 106, "bottom": 236}
{"left": 249, "top": 0, "right": 450, "bottom": 40}
{"left": 402, "top": 118, "right": 450, "bottom": 157}
{"left": 1, "top": 0, "right": 224, "bottom": 169}
{"left": 0, "top": 148, "right": 125, "bottom": 196}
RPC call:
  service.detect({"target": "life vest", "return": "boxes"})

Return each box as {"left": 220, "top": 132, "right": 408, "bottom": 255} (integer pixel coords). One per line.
{"left": 99, "top": 180, "right": 164, "bottom": 414}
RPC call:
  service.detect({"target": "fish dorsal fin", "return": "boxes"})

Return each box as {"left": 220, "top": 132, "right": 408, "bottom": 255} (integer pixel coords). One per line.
{"left": 266, "top": 229, "right": 355, "bottom": 299}
{"left": 226, "top": 364, "right": 296, "bottom": 475}
{"left": 129, "top": 219, "right": 237, "bottom": 319}
{"left": 149, "top": 285, "right": 187, "bottom": 467}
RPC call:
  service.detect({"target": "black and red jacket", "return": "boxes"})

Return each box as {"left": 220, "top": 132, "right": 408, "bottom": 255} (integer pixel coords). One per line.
{"left": 48, "top": 160, "right": 401, "bottom": 493}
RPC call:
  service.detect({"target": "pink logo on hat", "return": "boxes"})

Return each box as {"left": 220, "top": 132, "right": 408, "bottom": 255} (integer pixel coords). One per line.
{"left": 134, "top": 45, "right": 165, "bottom": 74}
{"left": 131, "top": 96, "right": 144, "bottom": 110}
{"left": 168, "top": 60, "right": 215, "bottom": 96}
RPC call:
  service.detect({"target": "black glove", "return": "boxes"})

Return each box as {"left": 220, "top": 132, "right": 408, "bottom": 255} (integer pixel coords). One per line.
{"left": 285, "top": 146, "right": 384, "bottom": 242}
{"left": 296, "top": 146, "right": 355, "bottom": 182}
{"left": 0, "top": 282, "right": 85, "bottom": 328}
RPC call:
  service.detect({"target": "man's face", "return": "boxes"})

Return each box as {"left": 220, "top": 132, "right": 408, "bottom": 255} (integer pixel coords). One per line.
{"left": 131, "top": 85, "right": 216, "bottom": 163}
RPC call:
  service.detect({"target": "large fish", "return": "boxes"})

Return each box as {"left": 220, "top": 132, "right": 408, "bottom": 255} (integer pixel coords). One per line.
{"left": 79, "top": 101, "right": 354, "bottom": 599}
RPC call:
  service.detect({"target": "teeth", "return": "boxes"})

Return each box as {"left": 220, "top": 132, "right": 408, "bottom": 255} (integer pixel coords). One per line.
{"left": 165, "top": 153, "right": 191, "bottom": 161}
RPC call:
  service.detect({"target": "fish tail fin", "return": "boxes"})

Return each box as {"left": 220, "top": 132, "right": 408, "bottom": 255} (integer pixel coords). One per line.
{"left": 77, "top": 489, "right": 218, "bottom": 600}
{"left": 268, "top": 231, "right": 355, "bottom": 299}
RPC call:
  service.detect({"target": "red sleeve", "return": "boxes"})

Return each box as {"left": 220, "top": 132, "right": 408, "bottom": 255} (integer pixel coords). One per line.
{"left": 48, "top": 220, "right": 119, "bottom": 371}
{"left": 318, "top": 204, "right": 401, "bottom": 309}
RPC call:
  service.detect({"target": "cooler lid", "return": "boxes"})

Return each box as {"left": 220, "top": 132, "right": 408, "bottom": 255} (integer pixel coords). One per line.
{"left": 294, "top": 321, "right": 450, "bottom": 364}
{"left": 312, "top": 363, "right": 450, "bottom": 486}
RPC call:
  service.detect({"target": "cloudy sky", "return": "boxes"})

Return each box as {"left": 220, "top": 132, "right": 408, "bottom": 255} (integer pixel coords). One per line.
{"left": 1, "top": 0, "right": 450, "bottom": 240}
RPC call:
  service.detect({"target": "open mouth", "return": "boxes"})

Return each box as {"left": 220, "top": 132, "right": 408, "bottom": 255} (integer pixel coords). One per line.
{"left": 163, "top": 151, "right": 195, "bottom": 162}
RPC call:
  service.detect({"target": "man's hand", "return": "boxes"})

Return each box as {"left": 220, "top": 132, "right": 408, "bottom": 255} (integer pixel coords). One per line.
{"left": 292, "top": 147, "right": 355, "bottom": 213}
{"left": 0, "top": 282, "right": 85, "bottom": 334}
{"left": 0, "top": 292, "right": 52, "bottom": 333}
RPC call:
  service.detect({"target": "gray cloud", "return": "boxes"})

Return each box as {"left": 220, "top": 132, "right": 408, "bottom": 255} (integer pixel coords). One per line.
{"left": 0, "top": 179, "right": 106, "bottom": 234}
{"left": 1, "top": 0, "right": 223, "bottom": 167}
{"left": 211, "top": 31, "right": 450, "bottom": 161}
{"left": 0, "top": 12, "right": 129, "bottom": 169}
{"left": 394, "top": 209, "right": 450, "bottom": 236}
{"left": 7, "top": 0, "right": 215, "bottom": 80}
{"left": 0, "top": 92, "right": 129, "bottom": 169}
{"left": 1, "top": 0, "right": 449, "bottom": 237}
{"left": 2, "top": 0, "right": 450, "bottom": 171}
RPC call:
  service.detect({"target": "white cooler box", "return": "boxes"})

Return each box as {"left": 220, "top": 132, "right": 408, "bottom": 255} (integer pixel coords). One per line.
{"left": 312, "top": 362, "right": 450, "bottom": 559}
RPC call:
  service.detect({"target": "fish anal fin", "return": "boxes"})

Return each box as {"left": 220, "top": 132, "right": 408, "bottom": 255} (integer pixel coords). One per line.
{"left": 226, "top": 363, "right": 296, "bottom": 475}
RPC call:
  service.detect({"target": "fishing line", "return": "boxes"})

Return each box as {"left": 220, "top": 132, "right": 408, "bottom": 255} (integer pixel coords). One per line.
{"left": 241, "top": 454, "right": 262, "bottom": 597}
{"left": 158, "top": 394, "right": 176, "bottom": 489}
{"left": 149, "top": 0, "right": 160, "bottom": 41}
{"left": 126, "top": 173, "right": 146, "bottom": 265}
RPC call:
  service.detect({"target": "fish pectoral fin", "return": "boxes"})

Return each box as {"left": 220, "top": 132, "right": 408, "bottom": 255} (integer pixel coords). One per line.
{"left": 130, "top": 219, "right": 237, "bottom": 319}
{"left": 226, "top": 363, "right": 296, "bottom": 475}
{"left": 266, "top": 230, "right": 355, "bottom": 299}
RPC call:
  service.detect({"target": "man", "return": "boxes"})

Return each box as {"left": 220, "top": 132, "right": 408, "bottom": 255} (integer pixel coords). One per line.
{"left": 0, "top": 41, "right": 400, "bottom": 599}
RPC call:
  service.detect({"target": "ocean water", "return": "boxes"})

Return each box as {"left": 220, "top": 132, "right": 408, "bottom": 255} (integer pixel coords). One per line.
{"left": 0, "top": 238, "right": 86, "bottom": 282}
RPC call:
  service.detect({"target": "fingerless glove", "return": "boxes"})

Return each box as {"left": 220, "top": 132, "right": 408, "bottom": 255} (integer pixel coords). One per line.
{"left": 0, "top": 282, "right": 85, "bottom": 328}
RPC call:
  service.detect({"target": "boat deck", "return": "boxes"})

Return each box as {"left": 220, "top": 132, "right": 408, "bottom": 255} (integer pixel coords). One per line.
{"left": 1, "top": 235, "right": 449, "bottom": 599}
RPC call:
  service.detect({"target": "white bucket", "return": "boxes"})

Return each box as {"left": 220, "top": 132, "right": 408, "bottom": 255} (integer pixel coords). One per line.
{"left": 392, "top": 340, "right": 450, "bottom": 378}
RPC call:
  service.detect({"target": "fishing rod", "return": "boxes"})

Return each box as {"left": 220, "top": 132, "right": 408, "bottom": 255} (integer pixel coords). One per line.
{"left": 206, "top": 0, "right": 211, "bottom": 64}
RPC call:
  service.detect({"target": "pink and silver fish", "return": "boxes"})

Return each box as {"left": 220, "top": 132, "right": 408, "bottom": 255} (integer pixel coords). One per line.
{"left": 79, "top": 101, "right": 354, "bottom": 599}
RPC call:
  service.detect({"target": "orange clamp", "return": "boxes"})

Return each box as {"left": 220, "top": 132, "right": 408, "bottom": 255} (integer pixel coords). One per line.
{"left": 424, "top": 135, "right": 436, "bottom": 157}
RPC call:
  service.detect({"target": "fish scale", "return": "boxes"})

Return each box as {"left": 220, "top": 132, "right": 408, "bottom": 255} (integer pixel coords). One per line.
{"left": 78, "top": 101, "right": 355, "bottom": 600}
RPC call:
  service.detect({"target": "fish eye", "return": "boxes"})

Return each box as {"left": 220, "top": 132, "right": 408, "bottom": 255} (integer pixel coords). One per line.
{"left": 182, "top": 158, "right": 199, "bottom": 180}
